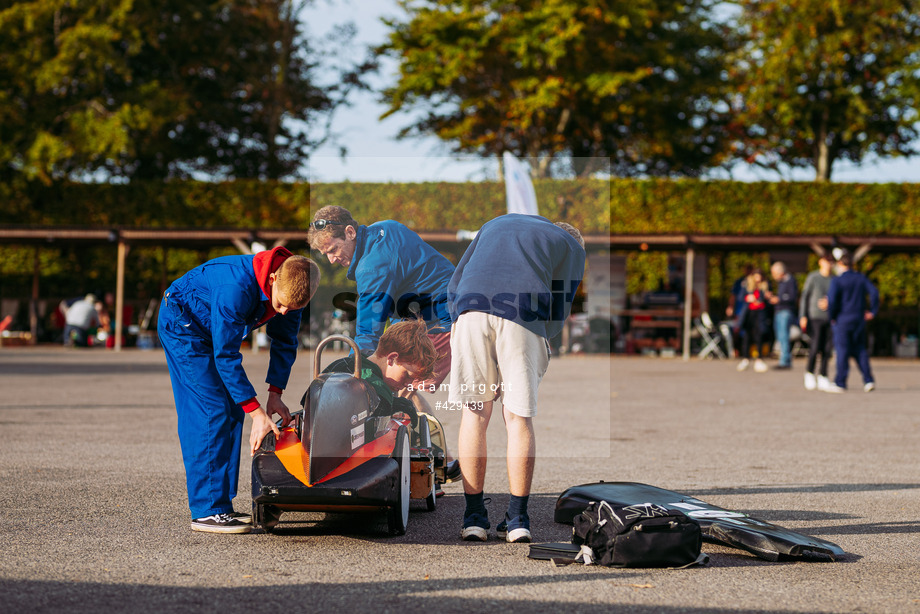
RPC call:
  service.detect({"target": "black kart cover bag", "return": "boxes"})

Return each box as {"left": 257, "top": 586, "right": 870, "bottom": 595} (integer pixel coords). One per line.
{"left": 555, "top": 482, "right": 845, "bottom": 562}
{"left": 527, "top": 542, "right": 582, "bottom": 565}
{"left": 572, "top": 501, "right": 707, "bottom": 568}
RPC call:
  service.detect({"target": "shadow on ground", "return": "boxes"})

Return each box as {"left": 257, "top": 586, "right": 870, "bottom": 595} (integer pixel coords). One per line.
{"left": 0, "top": 577, "right": 830, "bottom": 614}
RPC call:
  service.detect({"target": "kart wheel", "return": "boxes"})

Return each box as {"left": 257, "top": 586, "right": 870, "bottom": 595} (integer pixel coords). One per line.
{"left": 387, "top": 426, "right": 410, "bottom": 536}
{"left": 253, "top": 502, "right": 281, "bottom": 534}
{"left": 417, "top": 419, "right": 436, "bottom": 512}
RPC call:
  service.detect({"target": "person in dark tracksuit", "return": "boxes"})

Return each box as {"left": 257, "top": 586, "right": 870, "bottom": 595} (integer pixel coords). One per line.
{"left": 826, "top": 252, "right": 879, "bottom": 393}
{"left": 158, "top": 247, "right": 319, "bottom": 533}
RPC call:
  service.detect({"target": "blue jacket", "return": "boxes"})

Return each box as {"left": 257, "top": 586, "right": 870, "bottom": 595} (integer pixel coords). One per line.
{"left": 774, "top": 275, "right": 798, "bottom": 312}
{"left": 448, "top": 214, "right": 586, "bottom": 340}
{"left": 828, "top": 270, "right": 879, "bottom": 324}
{"left": 347, "top": 221, "right": 454, "bottom": 352}
{"left": 163, "top": 254, "right": 303, "bottom": 404}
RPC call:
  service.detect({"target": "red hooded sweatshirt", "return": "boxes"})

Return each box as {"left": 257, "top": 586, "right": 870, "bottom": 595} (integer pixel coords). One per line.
{"left": 240, "top": 246, "right": 293, "bottom": 413}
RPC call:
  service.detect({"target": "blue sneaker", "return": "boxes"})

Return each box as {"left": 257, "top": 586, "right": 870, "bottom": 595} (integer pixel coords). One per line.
{"left": 460, "top": 511, "right": 489, "bottom": 541}
{"left": 496, "top": 513, "right": 531, "bottom": 543}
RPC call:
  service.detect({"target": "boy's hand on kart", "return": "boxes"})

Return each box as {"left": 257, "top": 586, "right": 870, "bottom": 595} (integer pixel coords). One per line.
{"left": 266, "top": 390, "right": 293, "bottom": 429}
{"left": 247, "top": 391, "right": 294, "bottom": 455}
{"left": 249, "top": 407, "right": 280, "bottom": 456}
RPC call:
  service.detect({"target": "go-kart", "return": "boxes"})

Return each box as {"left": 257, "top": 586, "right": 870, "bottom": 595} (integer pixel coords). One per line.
{"left": 251, "top": 335, "right": 440, "bottom": 535}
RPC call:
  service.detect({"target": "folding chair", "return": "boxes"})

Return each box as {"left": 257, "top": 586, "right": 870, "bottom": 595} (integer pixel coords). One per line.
{"left": 696, "top": 311, "right": 727, "bottom": 359}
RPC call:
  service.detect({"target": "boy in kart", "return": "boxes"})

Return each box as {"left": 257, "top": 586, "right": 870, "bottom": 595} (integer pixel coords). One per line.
{"left": 322, "top": 318, "right": 453, "bottom": 476}
{"left": 158, "top": 247, "right": 319, "bottom": 534}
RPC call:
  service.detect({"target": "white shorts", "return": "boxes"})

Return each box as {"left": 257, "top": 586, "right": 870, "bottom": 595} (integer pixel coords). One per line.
{"left": 448, "top": 311, "right": 550, "bottom": 417}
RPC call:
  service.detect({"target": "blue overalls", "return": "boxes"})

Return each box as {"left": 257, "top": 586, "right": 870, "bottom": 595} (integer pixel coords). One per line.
{"left": 157, "top": 255, "right": 302, "bottom": 519}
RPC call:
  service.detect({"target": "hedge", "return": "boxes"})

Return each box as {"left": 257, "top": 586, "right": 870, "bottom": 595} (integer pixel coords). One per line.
{"left": 3, "top": 178, "right": 920, "bottom": 234}
{"left": 2, "top": 178, "right": 920, "bottom": 328}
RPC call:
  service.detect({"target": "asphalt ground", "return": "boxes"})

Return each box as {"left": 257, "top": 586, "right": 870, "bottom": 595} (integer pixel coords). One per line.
{"left": 1, "top": 346, "right": 919, "bottom": 613}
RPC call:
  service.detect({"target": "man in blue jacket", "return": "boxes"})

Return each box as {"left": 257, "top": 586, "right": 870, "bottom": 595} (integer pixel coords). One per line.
{"left": 826, "top": 252, "right": 879, "bottom": 393}
{"left": 158, "top": 248, "right": 319, "bottom": 533}
{"left": 307, "top": 206, "right": 454, "bottom": 360}
{"left": 447, "top": 214, "right": 586, "bottom": 543}
{"left": 308, "top": 206, "right": 462, "bottom": 483}
{"left": 307, "top": 205, "right": 456, "bottom": 392}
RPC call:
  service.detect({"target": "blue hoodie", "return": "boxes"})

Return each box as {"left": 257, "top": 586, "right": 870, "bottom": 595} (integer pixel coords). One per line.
{"left": 347, "top": 221, "right": 454, "bottom": 353}
{"left": 448, "top": 214, "right": 586, "bottom": 340}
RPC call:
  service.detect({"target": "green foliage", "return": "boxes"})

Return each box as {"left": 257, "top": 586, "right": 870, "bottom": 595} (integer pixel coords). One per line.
{"left": 309, "top": 179, "right": 610, "bottom": 232}
{"left": 730, "top": 0, "right": 920, "bottom": 180}
{"left": 861, "top": 253, "right": 920, "bottom": 309}
{"left": 4, "top": 177, "right": 920, "bottom": 233}
{"left": 0, "top": 180, "right": 311, "bottom": 227}
{"left": 0, "top": 0, "right": 365, "bottom": 182}
{"left": 379, "top": 0, "right": 734, "bottom": 177}
{"left": 625, "top": 252, "right": 669, "bottom": 296}
{"left": 607, "top": 179, "right": 920, "bottom": 234}
{"left": 3, "top": 178, "right": 920, "bottom": 309}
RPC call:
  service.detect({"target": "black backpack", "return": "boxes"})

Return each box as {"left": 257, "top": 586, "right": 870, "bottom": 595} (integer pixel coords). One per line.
{"left": 571, "top": 500, "right": 708, "bottom": 568}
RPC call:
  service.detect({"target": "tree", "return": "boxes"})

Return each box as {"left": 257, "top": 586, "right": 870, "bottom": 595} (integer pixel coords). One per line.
{"left": 729, "top": 0, "right": 920, "bottom": 182}
{"left": 0, "top": 0, "right": 369, "bottom": 182}
{"left": 379, "top": 0, "right": 733, "bottom": 178}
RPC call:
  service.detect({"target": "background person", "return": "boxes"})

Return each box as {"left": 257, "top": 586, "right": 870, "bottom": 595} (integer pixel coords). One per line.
{"left": 158, "top": 247, "right": 319, "bottom": 534}
{"left": 736, "top": 269, "right": 770, "bottom": 373}
{"left": 62, "top": 294, "right": 100, "bottom": 347}
{"left": 726, "top": 263, "right": 753, "bottom": 357}
{"left": 94, "top": 297, "right": 112, "bottom": 348}
{"left": 769, "top": 261, "right": 798, "bottom": 370}
{"left": 826, "top": 252, "right": 879, "bottom": 393}
{"left": 799, "top": 254, "right": 835, "bottom": 391}
{"left": 447, "top": 214, "right": 586, "bottom": 543}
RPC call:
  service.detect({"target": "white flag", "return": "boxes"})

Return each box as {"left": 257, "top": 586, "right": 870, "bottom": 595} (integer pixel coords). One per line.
{"left": 503, "top": 151, "right": 539, "bottom": 216}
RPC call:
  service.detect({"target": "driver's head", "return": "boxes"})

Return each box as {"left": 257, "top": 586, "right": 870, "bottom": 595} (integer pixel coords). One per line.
{"left": 372, "top": 318, "right": 439, "bottom": 391}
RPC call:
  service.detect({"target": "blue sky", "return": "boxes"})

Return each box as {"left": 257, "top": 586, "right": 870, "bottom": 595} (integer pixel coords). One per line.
{"left": 302, "top": 0, "right": 920, "bottom": 184}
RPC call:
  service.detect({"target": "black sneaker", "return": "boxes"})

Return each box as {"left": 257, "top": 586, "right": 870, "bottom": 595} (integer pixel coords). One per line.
{"left": 460, "top": 511, "right": 490, "bottom": 541}
{"left": 191, "top": 513, "right": 252, "bottom": 534}
{"left": 228, "top": 511, "right": 252, "bottom": 524}
{"left": 496, "top": 513, "right": 532, "bottom": 543}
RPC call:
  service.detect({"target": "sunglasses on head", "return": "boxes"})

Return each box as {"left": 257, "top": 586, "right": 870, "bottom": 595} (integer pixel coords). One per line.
{"left": 310, "top": 219, "right": 347, "bottom": 230}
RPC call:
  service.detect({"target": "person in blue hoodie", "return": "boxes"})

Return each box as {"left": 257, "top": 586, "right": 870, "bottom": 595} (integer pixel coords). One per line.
{"left": 826, "top": 251, "right": 879, "bottom": 393}
{"left": 307, "top": 206, "right": 454, "bottom": 366}
{"left": 308, "top": 205, "right": 462, "bottom": 483}
{"left": 158, "top": 248, "right": 319, "bottom": 533}
{"left": 447, "top": 214, "right": 586, "bottom": 544}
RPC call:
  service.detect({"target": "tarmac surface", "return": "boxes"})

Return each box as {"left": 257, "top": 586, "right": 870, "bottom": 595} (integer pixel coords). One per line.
{"left": 1, "top": 345, "right": 919, "bottom": 613}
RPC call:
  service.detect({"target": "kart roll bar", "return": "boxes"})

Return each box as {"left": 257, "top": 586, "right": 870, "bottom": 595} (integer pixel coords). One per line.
{"left": 313, "top": 334, "right": 362, "bottom": 379}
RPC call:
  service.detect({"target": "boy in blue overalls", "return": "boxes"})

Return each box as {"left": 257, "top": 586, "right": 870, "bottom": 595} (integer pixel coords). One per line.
{"left": 158, "top": 247, "right": 319, "bottom": 533}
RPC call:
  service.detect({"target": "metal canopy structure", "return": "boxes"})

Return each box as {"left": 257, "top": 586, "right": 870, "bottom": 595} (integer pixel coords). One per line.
{"left": 3, "top": 225, "right": 920, "bottom": 355}
{"left": 1, "top": 226, "right": 309, "bottom": 350}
